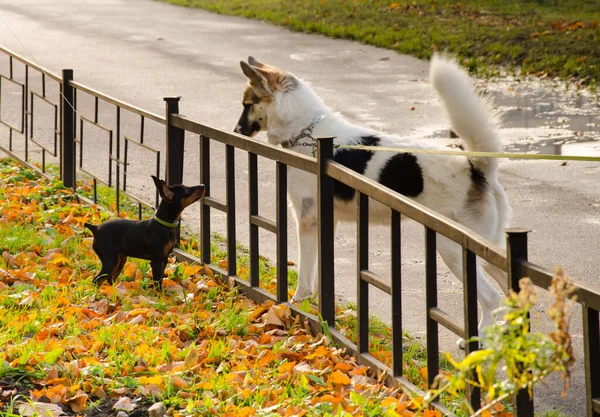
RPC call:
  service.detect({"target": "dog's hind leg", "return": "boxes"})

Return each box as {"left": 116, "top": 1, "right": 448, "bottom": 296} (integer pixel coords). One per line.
{"left": 109, "top": 254, "right": 128, "bottom": 284}
{"left": 436, "top": 236, "right": 504, "bottom": 339}
{"left": 93, "top": 253, "right": 119, "bottom": 285}
{"left": 482, "top": 261, "right": 509, "bottom": 296}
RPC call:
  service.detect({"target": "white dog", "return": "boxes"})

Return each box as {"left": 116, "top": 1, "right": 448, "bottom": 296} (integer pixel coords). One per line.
{"left": 234, "top": 55, "right": 510, "bottom": 334}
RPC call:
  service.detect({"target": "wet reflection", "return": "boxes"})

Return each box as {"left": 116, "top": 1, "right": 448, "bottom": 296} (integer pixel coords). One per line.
{"left": 488, "top": 83, "right": 600, "bottom": 157}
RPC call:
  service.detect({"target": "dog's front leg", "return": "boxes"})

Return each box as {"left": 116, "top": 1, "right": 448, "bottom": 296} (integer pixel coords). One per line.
{"left": 150, "top": 259, "right": 167, "bottom": 288}
{"left": 291, "top": 198, "right": 319, "bottom": 302}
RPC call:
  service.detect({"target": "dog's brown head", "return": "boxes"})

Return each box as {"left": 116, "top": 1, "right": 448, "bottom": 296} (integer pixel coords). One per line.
{"left": 234, "top": 56, "right": 297, "bottom": 137}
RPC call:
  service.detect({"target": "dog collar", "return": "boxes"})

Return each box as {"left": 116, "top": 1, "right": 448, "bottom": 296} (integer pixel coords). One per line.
{"left": 282, "top": 114, "right": 328, "bottom": 149}
{"left": 153, "top": 216, "right": 178, "bottom": 228}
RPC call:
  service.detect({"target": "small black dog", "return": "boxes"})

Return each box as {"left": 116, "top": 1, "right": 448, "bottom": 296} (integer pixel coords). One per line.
{"left": 85, "top": 176, "right": 205, "bottom": 287}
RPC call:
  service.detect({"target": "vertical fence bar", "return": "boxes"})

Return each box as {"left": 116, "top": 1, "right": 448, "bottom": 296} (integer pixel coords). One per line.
{"left": 357, "top": 192, "right": 369, "bottom": 353}
{"left": 24, "top": 66, "right": 28, "bottom": 161}
{"left": 248, "top": 152, "right": 259, "bottom": 287}
{"left": 462, "top": 248, "right": 481, "bottom": 410}
{"left": 506, "top": 228, "right": 534, "bottom": 417}
{"left": 53, "top": 99, "right": 58, "bottom": 157}
{"left": 276, "top": 162, "right": 288, "bottom": 302}
{"left": 425, "top": 227, "right": 439, "bottom": 388}
{"left": 226, "top": 144, "right": 237, "bottom": 277}
{"left": 164, "top": 97, "right": 184, "bottom": 242}
{"left": 199, "top": 135, "right": 211, "bottom": 265}
{"left": 583, "top": 305, "right": 600, "bottom": 417}
{"left": 156, "top": 152, "right": 161, "bottom": 209}
{"left": 60, "top": 69, "right": 75, "bottom": 189}
{"left": 29, "top": 91, "right": 34, "bottom": 141}
{"left": 317, "top": 137, "right": 335, "bottom": 326}
{"left": 108, "top": 132, "right": 113, "bottom": 188}
{"left": 391, "top": 209, "right": 403, "bottom": 377}
{"left": 78, "top": 118, "right": 83, "bottom": 168}
{"left": 123, "top": 140, "right": 129, "bottom": 191}
{"left": 115, "top": 106, "right": 121, "bottom": 215}
{"left": 73, "top": 89, "right": 77, "bottom": 141}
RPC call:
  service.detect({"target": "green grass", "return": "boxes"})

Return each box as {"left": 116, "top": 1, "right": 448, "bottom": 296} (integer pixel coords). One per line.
{"left": 4, "top": 157, "right": 419, "bottom": 416}
{"left": 3, "top": 158, "right": 575, "bottom": 416}
{"left": 158, "top": 0, "right": 600, "bottom": 86}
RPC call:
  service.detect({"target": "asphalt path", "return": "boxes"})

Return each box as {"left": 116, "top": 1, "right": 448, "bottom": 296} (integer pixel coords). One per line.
{"left": 1, "top": 1, "right": 599, "bottom": 415}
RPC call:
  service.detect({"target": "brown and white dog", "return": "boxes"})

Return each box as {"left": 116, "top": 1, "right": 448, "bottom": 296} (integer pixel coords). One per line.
{"left": 234, "top": 55, "right": 511, "bottom": 336}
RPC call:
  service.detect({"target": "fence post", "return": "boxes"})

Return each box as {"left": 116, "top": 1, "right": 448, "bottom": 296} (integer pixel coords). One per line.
{"left": 164, "top": 97, "right": 184, "bottom": 242}
{"left": 60, "top": 69, "right": 75, "bottom": 189}
{"left": 506, "top": 228, "right": 534, "bottom": 417}
{"left": 164, "top": 97, "right": 184, "bottom": 185}
{"left": 583, "top": 305, "right": 600, "bottom": 417}
{"left": 317, "top": 137, "right": 335, "bottom": 327}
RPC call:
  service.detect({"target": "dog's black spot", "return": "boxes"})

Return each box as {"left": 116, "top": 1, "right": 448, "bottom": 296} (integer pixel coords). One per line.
{"left": 333, "top": 136, "right": 380, "bottom": 201}
{"left": 468, "top": 160, "right": 487, "bottom": 187}
{"left": 466, "top": 159, "right": 488, "bottom": 209}
{"left": 378, "top": 153, "right": 424, "bottom": 197}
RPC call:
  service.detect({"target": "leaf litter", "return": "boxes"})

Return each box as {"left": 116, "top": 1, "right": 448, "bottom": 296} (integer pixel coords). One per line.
{"left": 0, "top": 158, "right": 431, "bottom": 416}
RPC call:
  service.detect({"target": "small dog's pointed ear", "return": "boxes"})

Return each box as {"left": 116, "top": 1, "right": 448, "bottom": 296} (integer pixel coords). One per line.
{"left": 151, "top": 175, "right": 161, "bottom": 190}
{"left": 240, "top": 61, "right": 271, "bottom": 96}
{"left": 152, "top": 176, "right": 174, "bottom": 201}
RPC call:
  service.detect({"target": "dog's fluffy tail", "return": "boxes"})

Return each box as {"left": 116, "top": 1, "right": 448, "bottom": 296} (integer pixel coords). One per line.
{"left": 429, "top": 54, "right": 501, "bottom": 176}
{"left": 84, "top": 223, "right": 97, "bottom": 235}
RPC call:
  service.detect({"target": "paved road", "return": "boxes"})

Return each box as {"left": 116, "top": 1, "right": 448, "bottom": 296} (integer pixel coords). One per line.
{"left": 1, "top": 1, "right": 599, "bottom": 415}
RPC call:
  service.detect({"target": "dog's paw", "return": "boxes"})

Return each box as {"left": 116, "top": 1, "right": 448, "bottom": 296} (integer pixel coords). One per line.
{"left": 290, "top": 294, "right": 308, "bottom": 304}
{"left": 291, "top": 289, "right": 312, "bottom": 303}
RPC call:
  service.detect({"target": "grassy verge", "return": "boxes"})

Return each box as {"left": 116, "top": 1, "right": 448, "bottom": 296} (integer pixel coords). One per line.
{"left": 10, "top": 159, "right": 572, "bottom": 416}
{"left": 159, "top": 0, "right": 600, "bottom": 87}
{"left": 0, "top": 158, "right": 433, "bottom": 416}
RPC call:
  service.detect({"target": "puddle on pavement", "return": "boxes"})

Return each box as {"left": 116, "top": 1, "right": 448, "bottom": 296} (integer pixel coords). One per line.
{"left": 487, "top": 80, "right": 600, "bottom": 157}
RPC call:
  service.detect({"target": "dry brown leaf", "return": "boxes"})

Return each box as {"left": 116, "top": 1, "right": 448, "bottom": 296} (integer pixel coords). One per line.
{"left": 329, "top": 370, "right": 351, "bottom": 385}
{"left": 113, "top": 396, "right": 137, "bottom": 412}
{"left": 109, "top": 387, "right": 127, "bottom": 398}
{"left": 171, "top": 376, "right": 189, "bottom": 389}
{"left": 67, "top": 392, "right": 88, "bottom": 412}
{"left": 18, "top": 402, "right": 65, "bottom": 417}
{"left": 261, "top": 308, "right": 285, "bottom": 327}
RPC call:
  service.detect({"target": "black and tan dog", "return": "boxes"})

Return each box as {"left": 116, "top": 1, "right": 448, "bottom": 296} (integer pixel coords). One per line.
{"left": 85, "top": 176, "right": 205, "bottom": 287}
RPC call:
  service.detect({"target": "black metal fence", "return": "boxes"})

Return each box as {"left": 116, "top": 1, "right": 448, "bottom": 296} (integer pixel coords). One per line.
{"left": 1, "top": 45, "right": 599, "bottom": 417}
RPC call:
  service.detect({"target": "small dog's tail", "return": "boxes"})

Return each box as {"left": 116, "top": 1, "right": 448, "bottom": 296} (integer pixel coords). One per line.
{"left": 84, "top": 223, "right": 97, "bottom": 235}
{"left": 429, "top": 54, "right": 501, "bottom": 177}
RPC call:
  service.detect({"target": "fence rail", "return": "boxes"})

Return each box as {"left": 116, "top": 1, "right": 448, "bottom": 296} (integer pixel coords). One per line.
{"left": 1, "top": 44, "right": 599, "bottom": 417}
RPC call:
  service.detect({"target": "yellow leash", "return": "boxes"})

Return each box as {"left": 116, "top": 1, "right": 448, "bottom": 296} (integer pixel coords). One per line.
{"left": 332, "top": 144, "right": 600, "bottom": 162}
